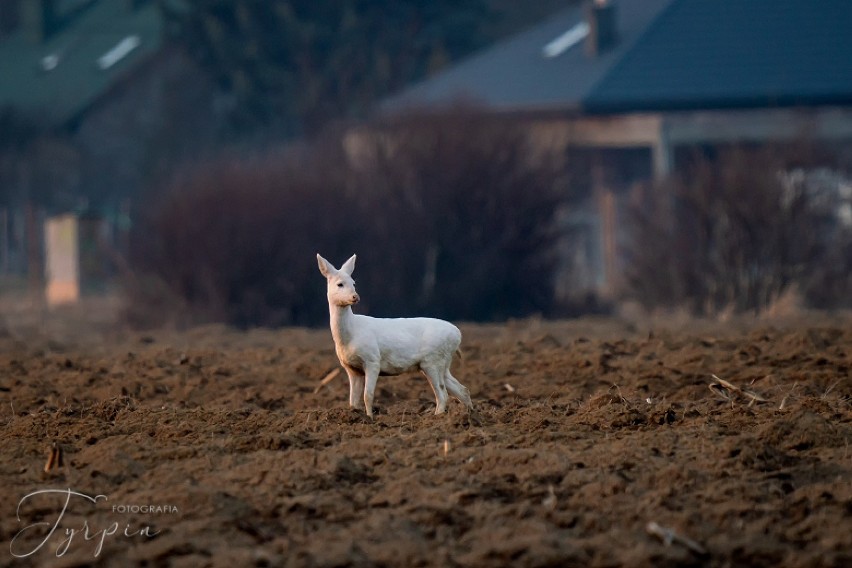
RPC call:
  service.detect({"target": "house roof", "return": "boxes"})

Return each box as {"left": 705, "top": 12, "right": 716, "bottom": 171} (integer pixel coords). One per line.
{"left": 0, "top": 1, "right": 162, "bottom": 127}
{"left": 589, "top": 0, "right": 852, "bottom": 112}
{"left": 381, "top": 0, "right": 852, "bottom": 115}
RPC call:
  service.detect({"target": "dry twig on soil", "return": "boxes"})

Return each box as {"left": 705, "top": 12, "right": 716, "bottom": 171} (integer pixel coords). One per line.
{"left": 44, "top": 442, "right": 62, "bottom": 473}
{"left": 709, "top": 374, "right": 768, "bottom": 406}
{"left": 542, "top": 485, "right": 557, "bottom": 510}
{"left": 646, "top": 521, "right": 707, "bottom": 555}
{"left": 313, "top": 368, "right": 341, "bottom": 394}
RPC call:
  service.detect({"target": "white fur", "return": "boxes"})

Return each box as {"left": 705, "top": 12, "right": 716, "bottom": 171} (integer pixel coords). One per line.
{"left": 317, "top": 253, "right": 473, "bottom": 417}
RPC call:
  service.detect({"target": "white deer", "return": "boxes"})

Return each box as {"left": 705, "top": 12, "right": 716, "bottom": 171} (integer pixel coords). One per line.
{"left": 317, "top": 253, "right": 473, "bottom": 418}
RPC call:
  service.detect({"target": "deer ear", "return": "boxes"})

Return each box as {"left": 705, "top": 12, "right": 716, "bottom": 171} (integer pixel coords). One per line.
{"left": 339, "top": 254, "right": 357, "bottom": 276}
{"left": 317, "top": 254, "right": 336, "bottom": 278}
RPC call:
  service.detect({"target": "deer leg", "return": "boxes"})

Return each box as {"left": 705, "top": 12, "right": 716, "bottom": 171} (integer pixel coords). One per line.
{"left": 343, "top": 365, "right": 365, "bottom": 410}
{"left": 363, "top": 363, "right": 380, "bottom": 418}
{"left": 421, "top": 364, "right": 449, "bottom": 415}
{"left": 445, "top": 370, "right": 472, "bottom": 408}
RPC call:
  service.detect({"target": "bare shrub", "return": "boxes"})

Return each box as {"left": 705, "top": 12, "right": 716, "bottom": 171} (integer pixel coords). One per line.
{"left": 128, "top": 109, "right": 567, "bottom": 327}
{"left": 624, "top": 145, "right": 846, "bottom": 315}
{"left": 786, "top": 167, "right": 852, "bottom": 309}
{"left": 129, "top": 149, "right": 354, "bottom": 327}
{"left": 342, "top": 109, "right": 567, "bottom": 320}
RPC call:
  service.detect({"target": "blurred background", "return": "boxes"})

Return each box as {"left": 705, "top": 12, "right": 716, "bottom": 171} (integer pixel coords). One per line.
{"left": 0, "top": 0, "right": 850, "bottom": 330}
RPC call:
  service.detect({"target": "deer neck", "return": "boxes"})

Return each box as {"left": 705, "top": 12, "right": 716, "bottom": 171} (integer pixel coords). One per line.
{"left": 329, "top": 303, "right": 356, "bottom": 346}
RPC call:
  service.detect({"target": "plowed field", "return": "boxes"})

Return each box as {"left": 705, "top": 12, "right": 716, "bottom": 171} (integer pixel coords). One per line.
{"left": 1, "top": 313, "right": 850, "bottom": 567}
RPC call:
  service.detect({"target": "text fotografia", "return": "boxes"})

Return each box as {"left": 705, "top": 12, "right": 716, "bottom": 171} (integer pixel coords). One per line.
{"left": 10, "top": 488, "right": 179, "bottom": 559}
{"left": 112, "top": 504, "right": 179, "bottom": 514}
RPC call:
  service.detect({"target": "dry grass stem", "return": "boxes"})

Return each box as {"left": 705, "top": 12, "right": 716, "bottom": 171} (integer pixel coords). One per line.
{"left": 313, "top": 368, "right": 341, "bottom": 394}
{"left": 611, "top": 384, "right": 632, "bottom": 406}
{"left": 822, "top": 379, "right": 842, "bottom": 399}
{"left": 504, "top": 383, "right": 516, "bottom": 393}
{"left": 542, "top": 485, "right": 557, "bottom": 510}
{"left": 43, "top": 442, "right": 62, "bottom": 473}
{"left": 779, "top": 383, "right": 799, "bottom": 410}
{"left": 646, "top": 521, "right": 707, "bottom": 555}
{"left": 709, "top": 383, "right": 732, "bottom": 401}
{"left": 709, "top": 374, "right": 768, "bottom": 405}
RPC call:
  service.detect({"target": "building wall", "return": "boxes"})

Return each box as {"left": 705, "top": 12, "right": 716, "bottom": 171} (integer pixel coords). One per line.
{"left": 73, "top": 47, "right": 222, "bottom": 207}
{"left": 528, "top": 105, "right": 852, "bottom": 301}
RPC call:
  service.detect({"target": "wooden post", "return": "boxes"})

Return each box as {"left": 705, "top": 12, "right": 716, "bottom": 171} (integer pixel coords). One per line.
{"left": 653, "top": 120, "right": 673, "bottom": 180}
{"left": 599, "top": 188, "right": 617, "bottom": 297}
{"left": 44, "top": 214, "right": 80, "bottom": 306}
{"left": 592, "top": 153, "right": 617, "bottom": 298}
{"left": 25, "top": 202, "right": 43, "bottom": 298}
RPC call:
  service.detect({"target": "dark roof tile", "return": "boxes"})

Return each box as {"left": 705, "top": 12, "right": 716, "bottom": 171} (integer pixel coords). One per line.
{"left": 587, "top": 0, "right": 852, "bottom": 111}
{"left": 381, "top": 0, "right": 852, "bottom": 115}
{"left": 380, "top": 0, "right": 672, "bottom": 113}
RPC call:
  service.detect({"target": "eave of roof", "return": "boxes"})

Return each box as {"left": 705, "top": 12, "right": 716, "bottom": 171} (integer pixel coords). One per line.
{"left": 379, "top": 0, "right": 852, "bottom": 117}
{"left": 0, "top": 1, "right": 162, "bottom": 127}
{"left": 379, "top": 0, "right": 673, "bottom": 115}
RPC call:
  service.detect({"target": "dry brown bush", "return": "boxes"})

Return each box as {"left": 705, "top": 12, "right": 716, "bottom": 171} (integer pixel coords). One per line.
{"left": 342, "top": 110, "right": 567, "bottom": 320}
{"left": 128, "top": 109, "right": 567, "bottom": 327}
{"left": 624, "top": 144, "right": 849, "bottom": 315}
{"left": 128, "top": 148, "right": 353, "bottom": 327}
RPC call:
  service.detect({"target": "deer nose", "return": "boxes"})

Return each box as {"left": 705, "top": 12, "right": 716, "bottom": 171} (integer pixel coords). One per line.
{"left": 352, "top": 293, "right": 360, "bottom": 304}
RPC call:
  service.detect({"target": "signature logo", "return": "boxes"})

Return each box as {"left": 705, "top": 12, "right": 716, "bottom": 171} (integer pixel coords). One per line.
{"left": 9, "top": 488, "right": 177, "bottom": 559}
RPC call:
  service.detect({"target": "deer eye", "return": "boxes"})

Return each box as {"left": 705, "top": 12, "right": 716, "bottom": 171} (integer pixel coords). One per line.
{"left": 337, "top": 282, "right": 344, "bottom": 288}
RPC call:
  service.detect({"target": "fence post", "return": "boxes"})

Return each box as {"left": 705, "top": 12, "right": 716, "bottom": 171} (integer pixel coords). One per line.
{"left": 25, "top": 202, "right": 44, "bottom": 298}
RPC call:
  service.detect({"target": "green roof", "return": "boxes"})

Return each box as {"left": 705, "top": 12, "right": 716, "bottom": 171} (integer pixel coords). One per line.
{"left": 0, "top": 1, "right": 162, "bottom": 126}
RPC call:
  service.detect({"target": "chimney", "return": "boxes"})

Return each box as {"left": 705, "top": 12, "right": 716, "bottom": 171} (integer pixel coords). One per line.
{"left": 21, "top": 0, "right": 59, "bottom": 44}
{"left": 586, "top": 0, "right": 618, "bottom": 56}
